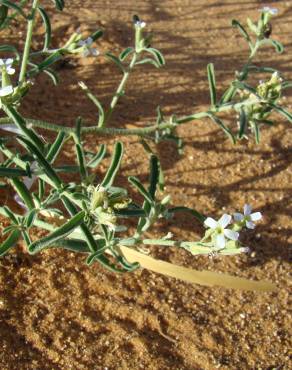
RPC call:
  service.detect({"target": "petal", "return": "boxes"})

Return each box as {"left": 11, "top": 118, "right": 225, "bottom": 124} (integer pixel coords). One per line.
{"left": 233, "top": 212, "right": 244, "bottom": 222}
{"left": 0, "top": 124, "right": 22, "bottom": 134}
{"left": 7, "top": 67, "right": 15, "bottom": 75}
{"left": 250, "top": 212, "right": 262, "bottom": 221}
{"left": 243, "top": 204, "right": 252, "bottom": 216}
{"left": 0, "top": 85, "right": 13, "bottom": 97}
{"left": 5, "top": 58, "right": 13, "bottom": 66}
{"left": 86, "top": 37, "right": 93, "bottom": 45}
{"left": 245, "top": 221, "right": 255, "bottom": 229}
{"left": 224, "top": 229, "right": 239, "bottom": 241}
{"left": 90, "top": 48, "right": 99, "bottom": 56}
{"left": 215, "top": 234, "right": 226, "bottom": 249}
{"left": 218, "top": 214, "right": 231, "bottom": 228}
{"left": 204, "top": 217, "right": 218, "bottom": 229}
{"left": 14, "top": 194, "right": 28, "bottom": 210}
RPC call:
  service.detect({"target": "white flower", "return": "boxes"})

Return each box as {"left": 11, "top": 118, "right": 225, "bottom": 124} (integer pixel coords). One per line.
{"left": 0, "top": 58, "right": 15, "bottom": 78}
{"left": 233, "top": 204, "right": 262, "bottom": 229}
{"left": 135, "top": 20, "right": 146, "bottom": 28}
{"left": 78, "top": 37, "right": 99, "bottom": 57}
{"left": 0, "top": 85, "right": 13, "bottom": 97}
{"left": 204, "top": 214, "right": 239, "bottom": 249}
{"left": 260, "top": 7, "right": 278, "bottom": 15}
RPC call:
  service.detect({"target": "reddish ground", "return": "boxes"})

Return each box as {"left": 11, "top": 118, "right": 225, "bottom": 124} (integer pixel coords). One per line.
{"left": 0, "top": 1, "right": 291, "bottom": 369}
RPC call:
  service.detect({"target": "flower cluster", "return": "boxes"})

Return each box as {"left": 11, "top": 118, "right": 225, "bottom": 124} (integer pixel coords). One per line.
{"left": 203, "top": 204, "right": 262, "bottom": 250}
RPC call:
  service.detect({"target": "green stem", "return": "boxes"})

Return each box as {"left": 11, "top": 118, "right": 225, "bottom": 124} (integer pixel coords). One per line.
{"left": 18, "top": 0, "right": 39, "bottom": 84}
{"left": 104, "top": 52, "right": 138, "bottom": 125}
{"left": 0, "top": 99, "right": 259, "bottom": 136}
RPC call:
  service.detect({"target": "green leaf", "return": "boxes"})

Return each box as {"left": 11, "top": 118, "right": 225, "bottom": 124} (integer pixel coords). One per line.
{"left": 247, "top": 65, "right": 278, "bottom": 74}
{"left": 135, "top": 58, "right": 160, "bottom": 68}
{"left": 79, "top": 83, "right": 105, "bottom": 128}
{"left": 0, "top": 44, "right": 20, "bottom": 61}
{"left": 0, "top": 167, "right": 27, "bottom": 178}
{"left": 0, "top": 229, "right": 21, "bottom": 257}
{"left": 148, "top": 155, "right": 159, "bottom": 200}
{"left": 129, "top": 176, "right": 153, "bottom": 204}
{"left": 0, "top": 4, "right": 8, "bottom": 27}
{"left": 219, "top": 84, "right": 237, "bottom": 104}
{"left": 261, "top": 39, "right": 284, "bottom": 54}
{"left": 238, "top": 107, "right": 247, "bottom": 139}
{"left": 37, "top": 6, "right": 51, "bottom": 50}
{"left": 28, "top": 211, "right": 85, "bottom": 254}
{"left": 87, "top": 144, "right": 106, "bottom": 168}
{"left": 167, "top": 206, "right": 205, "bottom": 223}
{"left": 101, "top": 142, "right": 123, "bottom": 188}
{"left": 252, "top": 120, "right": 260, "bottom": 144}
{"left": 146, "top": 47, "right": 165, "bottom": 66}
{"left": 269, "top": 103, "right": 292, "bottom": 123}
{"left": 0, "top": 0, "right": 27, "bottom": 19}
{"left": 75, "top": 143, "right": 88, "bottom": 181}
{"left": 46, "top": 131, "right": 66, "bottom": 163}
{"left": 208, "top": 114, "right": 236, "bottom": 144}
{"left": 29, "top": 51, "right": 62, "bottom": 75}
{"left": 281, "top": 81, "right": 292, "bottom": 90}
{"left": 105, "top": 52, "right": 125, "bottom": 73}
{"left": 11, "top": 177, "right": 34, "bottom": 210}
{"left": 3, "top": 105, "right": 44, "bottom": 153}
{"left": 207, "top": 63, "right": 216, "bottom": 106}
{"left": 24, "top": 209, "right": 38, "bottom": 228}
{"left": 17, "top": 136, "right": 62, "bottom": 189}
{"left": 119, "top": 47, "right": 134, "bottom": 61}
{"left": 2, "top": 205, "right": 18, "bottom": 224}
{"left": 115, "top": 209, "right": 146, "bottom": 217}
{"left": 55, "top": 238, "right": 90, "bottom": 253}
{"left": 232, "top": 19, "right": 251, "bottom": 43}
{"left": 52, "top": 0, "right": 64, "bottom": 11}
{"left": 90, "top": 29, "right": 103, "bottom": 42}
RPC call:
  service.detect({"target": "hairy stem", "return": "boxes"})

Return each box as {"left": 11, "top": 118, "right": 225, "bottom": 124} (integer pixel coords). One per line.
{"left": 19, "top": 0, "right": 39, "bottom": 84}
{"left": 104, "top": 52, "right": 138, "bottom": 126}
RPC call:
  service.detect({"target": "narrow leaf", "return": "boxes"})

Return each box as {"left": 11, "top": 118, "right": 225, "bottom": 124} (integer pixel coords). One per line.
{"left": 238, "top": 107, "right": 247, "bottom": 139}
{"left": 11, "top": 177, "right": 34, "bottom": 210}
{"left": 129, "top": 176, "right": 153, "bottom": 204}
{"left": 28, "top": 211, "right": 85, "bottom": 254}
{"left": 207, "top": 63, "right": 216, "bottom": 106}
{"left": 105, "top": 52, "right": 125, "bottom": 73}
{"left": 87, "top": 144, "right": 106, "bottom": 168}
{"left": 208, "top": 114, "right": 236, "bottom": 144}
{"left": 148, "top": 155, "right": 159, "bottom": 199}
{"left": 101, "top": 142, "right": 123, "bottom": 188}
{"left": 46, "top": 131, "right": 66, "bottom": 163}
{"left": 268, "top": 103, "right": 292, "bottom": 123}
{"left": 119, "top": 47, "right": 134, "bottom": 61}
{"left": 146, "top": 47, "right": 165, "bottom": 66}
{"left": 0, "top": 229, "right": 21, "bottom": 257}
{"left": 37, "top": 6, "right": 51, "bottom": 50}
{"left": 0, "top": 0, "right": 27, "bottom": 18}
{"left": 232, "top": 19, "right": 251, "bottom": 43}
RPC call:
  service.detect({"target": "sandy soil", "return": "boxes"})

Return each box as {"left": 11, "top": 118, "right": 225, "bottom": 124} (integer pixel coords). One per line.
{"left": 0, "top": 0, "right": 291, "bottom": 369}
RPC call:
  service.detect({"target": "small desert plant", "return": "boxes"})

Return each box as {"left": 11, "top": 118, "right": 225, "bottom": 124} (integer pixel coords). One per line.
{"left": 0, "top": 2, "right": 290, "bottom": 290}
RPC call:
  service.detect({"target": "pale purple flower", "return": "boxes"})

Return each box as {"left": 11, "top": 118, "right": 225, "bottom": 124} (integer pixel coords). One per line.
{"left": 135, "top": 20, "right": 146, "bottom": 28}
{"left": 0, "top": 58, "right": 15, "bottom": 77}
{"left": 0, "top": 85, "right": 13, "bottom": 97}
{"left": 78, "top": 37, "right": 99, "bottom": 57}
{"left": 204, "top": 214, "right": 239, "bottom": 249}
{"left": 233, "top": 204, "right": 262, "bottom": 229}
{"left": 260, "top": 7, "right": 278, "bottom": 15}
